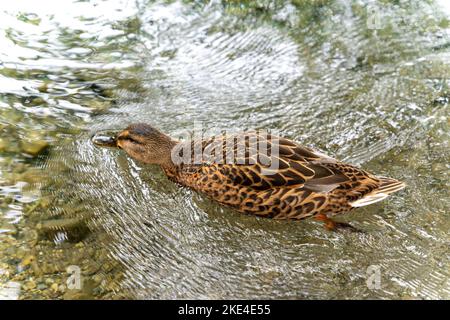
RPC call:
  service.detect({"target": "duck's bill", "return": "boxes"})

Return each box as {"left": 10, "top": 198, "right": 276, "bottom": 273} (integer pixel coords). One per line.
{"left": 91, "top": 131, "right": 118, "bottom": 148}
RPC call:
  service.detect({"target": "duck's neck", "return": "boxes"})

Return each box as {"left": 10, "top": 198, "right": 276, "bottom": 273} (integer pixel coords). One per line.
{"left": 161, "top": 162, "right": 180, "bottom": 182}
{"left": 160, "top": 140, "right": 180, "bottom": 181}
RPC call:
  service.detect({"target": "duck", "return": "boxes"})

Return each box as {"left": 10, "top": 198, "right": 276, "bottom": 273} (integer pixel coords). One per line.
{"left": 92, "top": 123, "right": 405, "bottom": 230}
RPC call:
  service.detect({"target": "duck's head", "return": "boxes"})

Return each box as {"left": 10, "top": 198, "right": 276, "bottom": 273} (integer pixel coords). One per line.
{"left": 92, "top": 123, "right": 177, "bottom": 165}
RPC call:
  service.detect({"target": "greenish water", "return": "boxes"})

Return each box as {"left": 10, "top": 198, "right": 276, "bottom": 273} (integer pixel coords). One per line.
{"left": 0, "top": 0, "right": 449, "bottom": 299}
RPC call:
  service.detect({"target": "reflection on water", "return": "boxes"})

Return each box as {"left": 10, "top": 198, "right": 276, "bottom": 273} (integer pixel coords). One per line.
{"left": 0, "top": 0, "right": 449, "bottom": 299}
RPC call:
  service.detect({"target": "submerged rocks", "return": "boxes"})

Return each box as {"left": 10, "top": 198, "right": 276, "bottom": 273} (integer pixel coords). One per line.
{"left": 20, "top": 131, "right": 49, "bottom": 156}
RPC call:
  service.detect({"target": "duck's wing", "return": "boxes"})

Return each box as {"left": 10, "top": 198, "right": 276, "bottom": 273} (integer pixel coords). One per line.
{"left": 188, "top": 132, "right": 351, "bottom": 192}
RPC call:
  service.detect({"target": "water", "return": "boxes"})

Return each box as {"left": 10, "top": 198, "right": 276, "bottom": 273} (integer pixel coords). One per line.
{"left": 0, "top": 0, "right": 449, "bottom": 299}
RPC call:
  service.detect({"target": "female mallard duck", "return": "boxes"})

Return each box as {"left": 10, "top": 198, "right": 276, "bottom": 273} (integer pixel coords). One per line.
{"left": 92, "top": 123, "right": 405, "bottom": 230}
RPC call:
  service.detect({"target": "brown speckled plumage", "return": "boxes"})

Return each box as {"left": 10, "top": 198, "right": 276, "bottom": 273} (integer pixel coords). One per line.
{"left": 93, "top": 123, "right": 406, "bottom": 226}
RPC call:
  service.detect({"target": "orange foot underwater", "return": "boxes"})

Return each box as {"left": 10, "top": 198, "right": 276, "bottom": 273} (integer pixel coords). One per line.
{"left": 314, "top": 213, "right": 363, "bottom": 232}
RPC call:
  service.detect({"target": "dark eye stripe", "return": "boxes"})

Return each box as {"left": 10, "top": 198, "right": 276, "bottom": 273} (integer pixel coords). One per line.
{"left": 118, "top": 136, "right": 141, "bottom": 144}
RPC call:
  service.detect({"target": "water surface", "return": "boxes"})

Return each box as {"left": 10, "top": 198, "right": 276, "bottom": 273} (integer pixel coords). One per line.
{"left": 0, "top": 0, "right": 449, "bottom": 299}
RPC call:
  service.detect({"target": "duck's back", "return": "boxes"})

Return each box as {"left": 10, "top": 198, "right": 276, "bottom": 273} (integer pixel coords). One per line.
{"left": 163, "top": 132, "right": 404, "bottom": 219}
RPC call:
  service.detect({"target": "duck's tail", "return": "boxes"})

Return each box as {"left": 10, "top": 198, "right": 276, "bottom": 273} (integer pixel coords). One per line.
{"left": 349, "top": 176, "right": 406, "bottom": 208}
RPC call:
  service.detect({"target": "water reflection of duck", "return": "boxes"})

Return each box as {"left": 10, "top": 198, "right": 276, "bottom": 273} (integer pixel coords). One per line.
{"left": 92, "top": 123, "right": 405, "bottom": 231}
